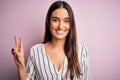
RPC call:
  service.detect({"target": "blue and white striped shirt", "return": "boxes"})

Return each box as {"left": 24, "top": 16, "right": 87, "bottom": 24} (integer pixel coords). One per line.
{"left": 26, "top": 43, "right": 90, "bottom": 80}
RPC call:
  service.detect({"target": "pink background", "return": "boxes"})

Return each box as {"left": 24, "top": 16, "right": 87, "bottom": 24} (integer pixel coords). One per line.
{"left": 0, "top": 0, "right": 120, "bottom": 80}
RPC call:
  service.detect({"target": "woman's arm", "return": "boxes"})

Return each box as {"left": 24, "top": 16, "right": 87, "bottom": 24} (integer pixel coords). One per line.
{"left": 11, "top": 36, "right": 27, "bottom": 80}
{"left": 82, "top": 44, "right": 90, "bottom": 80}
{"left": 77, "top": 43, "right": 91, "bottom": 80}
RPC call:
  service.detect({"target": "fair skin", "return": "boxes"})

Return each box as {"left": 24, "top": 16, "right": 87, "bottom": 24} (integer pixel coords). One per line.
{"left": 12, "top": 8, "right": 70, "bottom": 79}
{"left": 44, "top": 8, "right": 70, "bottom": 72}
{"left": 12, "top": 36, "right": 26, "bottom": 80}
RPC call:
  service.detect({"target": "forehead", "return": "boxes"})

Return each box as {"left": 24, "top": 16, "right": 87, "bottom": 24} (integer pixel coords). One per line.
{"left": 51, "top": 8, "right": 69, "bottom": 18}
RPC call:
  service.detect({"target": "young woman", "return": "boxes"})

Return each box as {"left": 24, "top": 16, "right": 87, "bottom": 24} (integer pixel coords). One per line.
{"left": 11, "top": 1, "right": 90, "bottom": 80}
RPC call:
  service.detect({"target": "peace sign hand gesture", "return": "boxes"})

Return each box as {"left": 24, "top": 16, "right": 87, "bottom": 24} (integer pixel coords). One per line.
{"left": 11, "top": 36, "right": 25, "bottom": 68}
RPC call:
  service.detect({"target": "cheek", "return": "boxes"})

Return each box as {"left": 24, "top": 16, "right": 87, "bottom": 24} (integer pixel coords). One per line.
{"left": 66, "top": 25, "right": 70, "bottom": 30}
{"left": 49, "top": 26, "right": 53, "bottom": 33}
{"left": 50, "top": 21, "right": 58, "bottom": 28}
{"left": 67, "top": 25, "right": 71, "bottom": 34}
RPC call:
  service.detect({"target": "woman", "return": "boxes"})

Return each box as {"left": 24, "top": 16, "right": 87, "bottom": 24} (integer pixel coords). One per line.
{"left": 11, "top": 1, "right": 90, "bottom": 80}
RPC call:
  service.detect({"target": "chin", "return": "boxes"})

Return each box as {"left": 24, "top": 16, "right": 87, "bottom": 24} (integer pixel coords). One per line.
{"left": 52, "top": 35, "right": 67, "bottom": 40}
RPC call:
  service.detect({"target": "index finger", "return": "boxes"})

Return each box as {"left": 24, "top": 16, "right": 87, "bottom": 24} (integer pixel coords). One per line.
{"left": 14, "top": 36, "right": 19, "bottom": 48}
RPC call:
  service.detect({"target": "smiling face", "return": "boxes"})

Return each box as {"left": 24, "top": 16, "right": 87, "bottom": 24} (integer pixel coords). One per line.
{"left": 50, "top": 8, "right": 70, "bottom": 40}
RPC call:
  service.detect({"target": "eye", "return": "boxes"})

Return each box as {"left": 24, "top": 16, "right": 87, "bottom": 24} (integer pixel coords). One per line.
{"left": 51, "top": 17, "right": 59, "bottom": 22}
{"left": 64, "top": 19, "right": 70, "bottom": 23}
{"left": 53, "top": 19, "right": 58, "bottom": 22}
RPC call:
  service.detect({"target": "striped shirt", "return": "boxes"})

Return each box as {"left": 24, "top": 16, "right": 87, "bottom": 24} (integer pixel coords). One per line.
{"left": 26, "top": 43, "right": 90, "bottom": 80}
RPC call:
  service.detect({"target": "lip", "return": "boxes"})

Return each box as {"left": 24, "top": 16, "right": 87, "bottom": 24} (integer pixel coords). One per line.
{"left": 55, "top": 30, "right": 65, "bottom": 34}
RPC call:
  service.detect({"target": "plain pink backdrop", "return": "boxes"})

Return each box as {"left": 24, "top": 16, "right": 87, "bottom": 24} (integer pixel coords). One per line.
{"left": 0, "top": 0, "right": 120, "bottom": 80}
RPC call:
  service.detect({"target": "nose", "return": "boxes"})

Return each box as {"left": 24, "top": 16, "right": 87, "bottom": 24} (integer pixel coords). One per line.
{"left": 58, "top": 21, "right": 64, "bottom": 29}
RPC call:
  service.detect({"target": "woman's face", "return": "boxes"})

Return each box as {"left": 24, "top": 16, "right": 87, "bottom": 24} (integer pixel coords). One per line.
{"left": 50, "top": 8, "right": 70, "bottom": 40}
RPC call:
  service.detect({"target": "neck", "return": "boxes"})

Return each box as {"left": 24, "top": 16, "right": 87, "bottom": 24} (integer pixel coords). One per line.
{"left": 50, "top": 38, "right": 66, "bottom": 50}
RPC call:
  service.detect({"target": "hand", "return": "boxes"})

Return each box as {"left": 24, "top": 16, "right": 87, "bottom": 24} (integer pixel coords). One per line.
{"left": 11, "top": 36, "right": 25, "bottom": 68}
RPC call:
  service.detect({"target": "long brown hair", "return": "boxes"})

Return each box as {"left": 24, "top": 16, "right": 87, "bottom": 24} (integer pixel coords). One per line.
{"left": 43, "top": 1, "right": 82, "bottom": 79}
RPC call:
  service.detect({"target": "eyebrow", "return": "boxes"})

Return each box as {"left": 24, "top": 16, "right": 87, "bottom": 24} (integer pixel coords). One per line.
{"left": 51, "top": 17, "right": 58, "bottom": 19}
{"left": 51, "top": 16, "right": 70, "bottom": 20}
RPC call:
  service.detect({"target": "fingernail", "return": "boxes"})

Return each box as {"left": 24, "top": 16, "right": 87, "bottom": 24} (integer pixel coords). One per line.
{"left": 11, "top": 48, "right": 14, "bottom": 52}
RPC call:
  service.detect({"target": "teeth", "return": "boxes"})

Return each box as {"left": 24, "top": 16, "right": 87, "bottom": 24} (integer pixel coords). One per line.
{"left": 56, "top": 30, "right": 64, "bottom": 34}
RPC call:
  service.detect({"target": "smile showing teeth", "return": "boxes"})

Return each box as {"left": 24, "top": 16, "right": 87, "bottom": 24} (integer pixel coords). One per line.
{"left": 56, "top": 30, "right": 64, "bottom": 34}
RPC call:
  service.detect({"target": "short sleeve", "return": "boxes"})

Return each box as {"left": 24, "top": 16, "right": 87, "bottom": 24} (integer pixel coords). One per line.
{"left": 77, "top": 43, "right": 90, "bottom": 80}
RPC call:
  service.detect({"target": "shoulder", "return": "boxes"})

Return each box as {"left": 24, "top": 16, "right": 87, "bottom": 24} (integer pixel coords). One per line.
{"left": 30, "top": 43, "right": 43, "bottom": 50}
{"left": 77, "top": 42, "right": 88, "bottom": 52}
{"left": 29, "top": 43, "right": 44, "bottom": 56}
{"left": 77, "top": 42, "right": 89, "bottom": 59}
{"left": 30, "top": 43, "right": 44, "bottom": 54}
